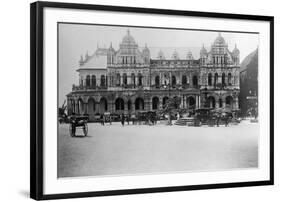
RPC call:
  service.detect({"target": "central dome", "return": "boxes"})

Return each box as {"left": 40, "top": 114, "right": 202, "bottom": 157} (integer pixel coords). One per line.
{"left": 121, "top": 29, "right": 136, "bottom": 45}
{"left": 214, "top": 33, "right": 226, "bottom": 45}
{"left": 200, "top": 44, "right": 207, "bottom": 55}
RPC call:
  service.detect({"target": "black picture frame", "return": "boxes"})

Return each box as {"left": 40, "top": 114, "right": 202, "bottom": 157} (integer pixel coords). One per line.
{"left": 30, "top": 1, "right": 274, "bottom": 200}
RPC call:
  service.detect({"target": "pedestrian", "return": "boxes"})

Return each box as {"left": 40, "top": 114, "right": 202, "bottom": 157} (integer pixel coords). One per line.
{"left": 216, "top": 114, "right": 220, "bottom": 127}
{"left": 121, "top": 113, "right": 125, "bottom": 126}
{"left": 126, "top": 115, "right": 130, "bottom": 125}
{"left": 177, "top": 113, "right": 180, "bottom": 120}
{"left": 225, "top": 116, "right": 229, "bottom": 127}
{"left": 103, "top": 114, "right": 106, "bottom": 125}
{"left": 100, "top": 114, "right": 104, "bottom": 126}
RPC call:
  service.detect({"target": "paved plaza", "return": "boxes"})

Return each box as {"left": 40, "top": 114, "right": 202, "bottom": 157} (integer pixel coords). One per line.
{"left": 58, "top": 121, "right": 259, "bottom": 178}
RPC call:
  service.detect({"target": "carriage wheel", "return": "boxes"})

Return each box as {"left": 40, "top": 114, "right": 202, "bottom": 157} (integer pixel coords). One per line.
{"left": 69, "top": 124, "right": 76, "bottom": 137}
{"left": 83, "top": 123, "right": 88, "bottom": 136}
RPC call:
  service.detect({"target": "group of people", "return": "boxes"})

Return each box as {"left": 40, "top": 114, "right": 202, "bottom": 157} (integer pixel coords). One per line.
{"left": 214, "top": 113, "right": 232, "bottom": 127}
{"left": 98, "top": 111, "right": 233, "bottom": 127}
{"left": 99, "top": 114, "right": 111, "bottom": 126}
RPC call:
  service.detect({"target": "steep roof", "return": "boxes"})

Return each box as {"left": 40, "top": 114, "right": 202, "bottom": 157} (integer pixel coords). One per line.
{"left": 79, "top": 48, "right": 108, "bottom": 69}
{"left": 240, "top": 48, "right": 258, "bottom": 72}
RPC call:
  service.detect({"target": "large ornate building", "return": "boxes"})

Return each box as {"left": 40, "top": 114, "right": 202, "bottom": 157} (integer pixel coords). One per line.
{"left": 67, "top": 30, "right": 240, "bottom": 120}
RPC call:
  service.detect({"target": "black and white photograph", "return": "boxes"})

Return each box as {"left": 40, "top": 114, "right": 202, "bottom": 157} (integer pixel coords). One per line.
{"left": 58, "top": 24, "right": 260, "bottom": 178}
{"left": 29, "top": 1, "right": 273, "bottom": 199}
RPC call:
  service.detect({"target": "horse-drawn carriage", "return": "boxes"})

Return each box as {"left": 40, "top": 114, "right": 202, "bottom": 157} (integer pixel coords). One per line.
{"left": 136, "top": 111, "right": 157, "bottom": 125}
{"left": 69, "top": 115, "right": 89, "bottom": 137}
{"left": 188, "top": 108, "right": 236, "bottom": 127}
{"left": 58, "top": 100, "right": 69, "bottom": 124}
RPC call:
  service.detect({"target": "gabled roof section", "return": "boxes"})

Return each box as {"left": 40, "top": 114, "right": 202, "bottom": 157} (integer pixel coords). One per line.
{"left": 79, "top": 47, "right": 108, "bottom": 69}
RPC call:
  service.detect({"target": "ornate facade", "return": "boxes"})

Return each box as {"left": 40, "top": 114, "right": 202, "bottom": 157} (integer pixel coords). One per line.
{"left": 67, "top": 30, "right": 240, "bottom": 119}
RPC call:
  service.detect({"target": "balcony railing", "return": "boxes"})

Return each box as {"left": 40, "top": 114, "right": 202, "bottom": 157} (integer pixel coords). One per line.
{"left": 72, "top": 85, "right": 108, "bottom": 91}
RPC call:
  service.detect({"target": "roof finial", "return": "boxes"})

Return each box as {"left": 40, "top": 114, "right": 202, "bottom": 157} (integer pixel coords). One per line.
{"left": 110, "top": 42, "right": 113, "bottom": 48}
{"left": 127, "top": 29, "right": 130, "bottom": 36}
{"left": 218, "top": 32, "right": 221, "bottom": 37}
{"left": 235, "top": 43, "right": 237, "bottom": 48}
{"left": 97, "top": 43, "right": 99, "bottom": 49}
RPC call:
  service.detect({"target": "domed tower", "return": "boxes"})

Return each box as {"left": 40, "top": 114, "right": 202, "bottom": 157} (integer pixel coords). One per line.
{"left": 171, "top": 50, "right": 180, "bottom": 60}
{"left": 117, "top": 29, "right": 141, "bottom": 65}
{"left": 232, "top": 44, "right": 240, "bottom": 65}
{"left": 186, "top": 51, "right": 194, "bottom": 60}
{"left": 157, "top": 50, "right": 165, "bottom": 60}
{"left": 200, "top": 44, "right": 208, "bottom": 66}
{"left": 107, "top": 42, "right": 115, "bottom": 65}
{"left": 79, "top": 55, "right": 84, "bottom": 66}
{"left": 210, "top": 33, "right": 228, "bottom": 65}
{"left": 142, "top": 43, "right": 150, "bottom": 64}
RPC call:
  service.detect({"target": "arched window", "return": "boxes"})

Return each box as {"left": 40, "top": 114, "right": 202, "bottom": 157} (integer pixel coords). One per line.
{"left": 192, "top": 75, "right": 198, "bottom": 87}
{"left": 135, "top": 97, "right": 144, "bottom": 110}
{"left": 228, "top": 73, "right": 232, "bottom": 85}
{"left": 155, "top": 75, "right": 160, "bottom": 87}
{"left": 186, "top": 97, "right": 196, "bottom": 109}
{"left": 182, "top": 75, "right": 187, "bottom": 85}
{"left": 100, "top": 97, "right": 108, "bottom": 113}
{"left": 100, "top": 75, "right": 106, "bottom": 87}
{"left": 208, "top": 73, "right": 212, "bottom": 86}
{"left": 152, "top": 97, "right": 159, "bottom": 110}
{"left": 225, "top": 96, "right": 234, "bottom": 109}
{"left": 115, "top": 98, "right": 125, "bottom": 110}
{"left": 222, "top": 73, "right": 226, "bottom": 85}
{"left": 172, "top": 75, "right": 176, "bottom": 86}
{"left": 91, "top": 75, "right": 96, "bottom": 88}
{"left": 138, "top": 73, "right": 142, "bottom": 86}
{"left": 78, "top": 98, "right": 84, "bottom": 115}
{"left": 116, "top": 73, "right": 121, "bottom": 86}
{"left": 86, "top": 75, "right": 90, "bottom": 86}
{"left": 214, "top": 73, "right": 218, "bottom": 86}
{"left": 123, "top": 73, "right": 127, "bottom": 85}
{"left": 131, "top": 73, "right": 135, "bottom": 86}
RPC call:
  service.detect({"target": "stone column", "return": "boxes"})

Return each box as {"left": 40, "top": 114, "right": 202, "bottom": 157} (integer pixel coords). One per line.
{"left": 84, "top": 102, "right": 88, "bottom": 114}
{"left": 145, "top": 100, "right": 151, "bottom": 111}
{"left": 215, "top": 100, "right": 220, "bottom": 109}
{"left": 124, "top": 100, "right": 128, "bottom": 113}
{"left": 120, "top": 76, "right": 123, "bottom": 86}
{"left": 169, "top": 72, "right": 172, "bottom": 85}
{"left": 222, "top": 100, "right": 226, "bottom": 108}
{"left": 128, "top": 76, "right": 131, "bottom": 85}
{"left": 159, "top": 100, "right": 163, "bottom": 110}
{"left": 132, "top": 102, "right": 135, "bottom": 113}
{"left": 136, "top": 76, "right": 138, "bottom": 86}
{"left": 234, "top": 97, "right": 239, "bottom": 110}
{"left": 218, "top": 75, "right": 221, "bottom": 84}
{"left": 195, "top": 95, "right": 199, "bottom": 109}
{"left": 76, "top": 102, "right": 79, "bottom": 114}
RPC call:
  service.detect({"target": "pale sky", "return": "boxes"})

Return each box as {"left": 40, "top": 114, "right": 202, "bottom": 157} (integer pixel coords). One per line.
{"left": 58, "top": 23, "right": 259, "bottom": 105}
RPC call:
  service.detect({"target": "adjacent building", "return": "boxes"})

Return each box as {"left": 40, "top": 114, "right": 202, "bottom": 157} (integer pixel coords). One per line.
{"left": 67, "top": 30, "right": 240, "bottom": 120}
